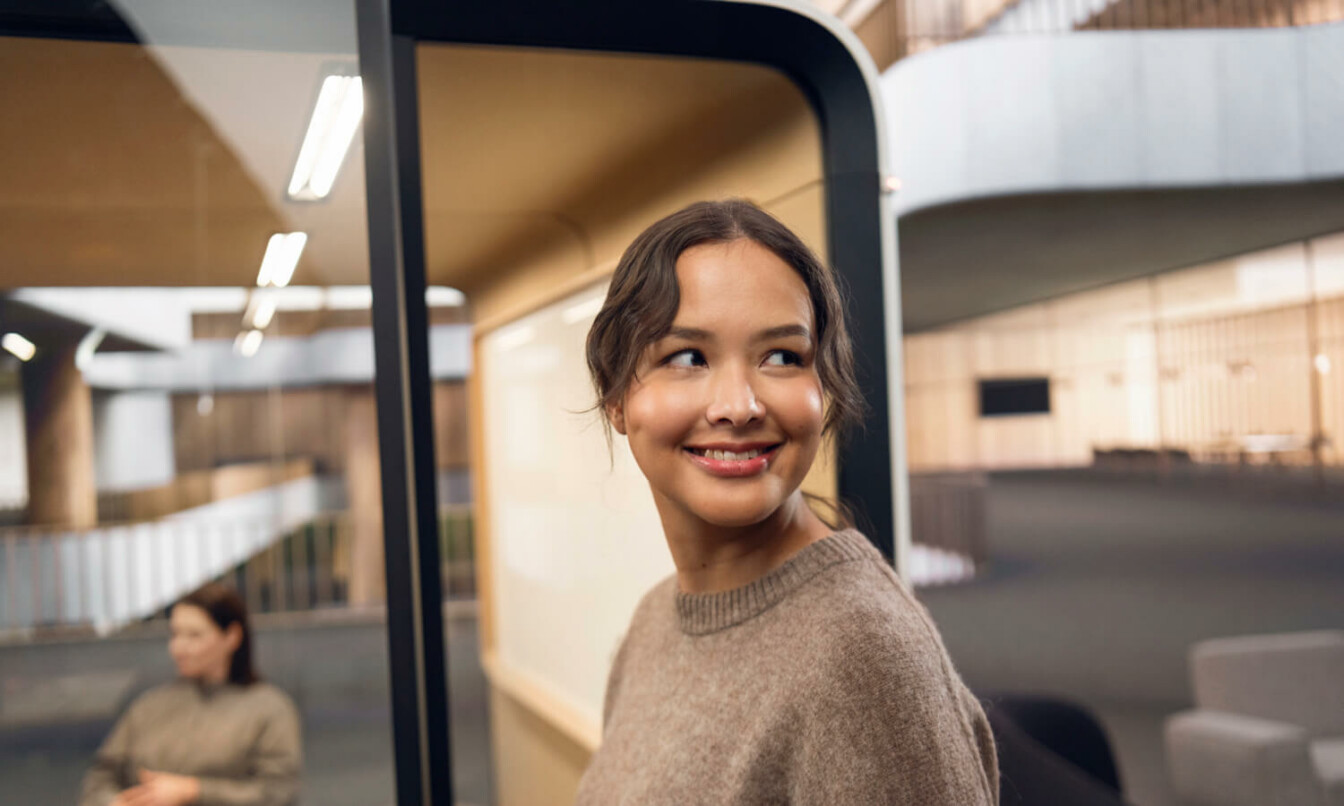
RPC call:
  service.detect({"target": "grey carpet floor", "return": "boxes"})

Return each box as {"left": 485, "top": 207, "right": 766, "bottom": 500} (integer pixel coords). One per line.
{"left": 919, "top": 472, "right": 1344, "bottom": 806}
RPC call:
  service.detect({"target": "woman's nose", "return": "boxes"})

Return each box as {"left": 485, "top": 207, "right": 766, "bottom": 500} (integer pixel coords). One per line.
{"left": 705, "top": 366, "right": 764, "bottom": 426}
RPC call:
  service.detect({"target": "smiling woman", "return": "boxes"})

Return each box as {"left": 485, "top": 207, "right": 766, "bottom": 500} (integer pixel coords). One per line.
{"left": 576, "top": 200, "right": 998, "bottom": 804}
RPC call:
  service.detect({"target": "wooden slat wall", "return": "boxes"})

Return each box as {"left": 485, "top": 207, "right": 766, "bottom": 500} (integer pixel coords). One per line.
{"left": 171, "top": 382, "right": 468, "bottom": 474}
{"left": 904, "top": 235, "right": 1344, "bottom": 471}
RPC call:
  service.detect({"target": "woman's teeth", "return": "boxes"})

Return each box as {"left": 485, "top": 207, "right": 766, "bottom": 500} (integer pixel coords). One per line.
{"left": 692, "top": 447, "right": 766, "bottom": 461}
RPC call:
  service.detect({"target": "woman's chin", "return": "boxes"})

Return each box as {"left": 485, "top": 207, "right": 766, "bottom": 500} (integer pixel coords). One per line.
{"left": 692, "top": 500, "right": 781, "bottom": 529}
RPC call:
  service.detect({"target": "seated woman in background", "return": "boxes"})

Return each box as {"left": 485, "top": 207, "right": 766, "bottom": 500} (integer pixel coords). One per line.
{"left": 576, "top": 199, "right": 998, "bottom": 804}
{"left": 80, "top": 583, "right": 301, "bottom": 806}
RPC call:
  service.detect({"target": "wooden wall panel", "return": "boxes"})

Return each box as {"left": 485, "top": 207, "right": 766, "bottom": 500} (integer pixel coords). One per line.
{"left": 903, "top": 236, "right": 1343, "bottom": 471}
{"left": 172, "top": 381, "right": 468, "bottom": 474}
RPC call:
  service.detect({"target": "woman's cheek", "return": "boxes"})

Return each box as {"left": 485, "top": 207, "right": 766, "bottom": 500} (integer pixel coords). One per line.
{"left": 775, "top": 378, "right": 824, "bottom": 435}
{"left": 626, "top": 383, "right": 699, "bottom": 440}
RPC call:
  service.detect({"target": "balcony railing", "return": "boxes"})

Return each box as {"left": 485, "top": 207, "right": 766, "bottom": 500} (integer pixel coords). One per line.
{"left": 853, "top": 0, "right": 1344, "bottom": 66}
{"left": 0, "top": 506, "right": 476, "bottom": 639}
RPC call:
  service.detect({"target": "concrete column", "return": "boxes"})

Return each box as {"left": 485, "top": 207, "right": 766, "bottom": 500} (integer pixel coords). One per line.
{"left": 21, "top": 343, "right": 97, "bottom": 527}
{"left": 345, "top": 389, "right": 386, "bottom": 605}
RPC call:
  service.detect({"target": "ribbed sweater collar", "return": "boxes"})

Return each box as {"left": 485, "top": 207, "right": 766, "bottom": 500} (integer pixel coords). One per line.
{"left": 674, "top": 529, "right": 875, "bottom": 636}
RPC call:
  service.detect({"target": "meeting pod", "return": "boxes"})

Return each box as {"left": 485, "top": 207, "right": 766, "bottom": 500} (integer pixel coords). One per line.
{"left": 356, "top": 1, "right": 903, "bottom": 802}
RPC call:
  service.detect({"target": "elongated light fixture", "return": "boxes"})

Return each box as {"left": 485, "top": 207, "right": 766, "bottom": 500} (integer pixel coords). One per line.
{"left": 2, "top": 332, "right": 36, "bottom": 362}
{"left": 287, "top": 74, "right": 363, "bottom": 201}
{"left": 244, "top": 289, "right": 278, "bottom": 330}
{"left": 256, "top": 232, "right": 308, "bottom": 288}
{"left": 234, "top": 329, "right": 264, "bottom": 358}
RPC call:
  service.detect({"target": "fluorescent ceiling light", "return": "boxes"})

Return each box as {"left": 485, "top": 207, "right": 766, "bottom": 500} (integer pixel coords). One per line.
{"left": 234, "top": 329, "right": 264, "bottom": 358}
{"left": 426, "top": 286, "right": 466, "bottom": 308}
{"left": 256, "top": 232, "right": 308, "bottom": 288}
{"left": 287, "top": 74, "right": 363, "bottom": 201}
{"left": 75, "top": 328, "right": 106, "bottom": 371}
{"left": 2, "top": 332, "right": 36, "bottom": 362}
{"left": 324, "top": 285, "right": 465, "bottom": 310}
{"left": 246, "top": 291, "right": 278, "bottom": 330}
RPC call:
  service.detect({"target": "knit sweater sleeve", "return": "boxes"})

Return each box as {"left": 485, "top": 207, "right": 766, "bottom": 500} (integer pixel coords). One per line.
{"left": 79, "top": 693, "right": 142, "bottom": 806}
{"left": 792, "top": 593, "right": 999, "bottom": 805}
{"left": 600, "top": 632, "right": 631, "bottom": 732}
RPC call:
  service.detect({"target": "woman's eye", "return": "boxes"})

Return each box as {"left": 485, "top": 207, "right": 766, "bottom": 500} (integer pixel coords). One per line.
{"left": 764, "top": 350, "right": 803, "bottom": 367}
{"left": 664, "top": 349, "right": 704, "bottom": 368}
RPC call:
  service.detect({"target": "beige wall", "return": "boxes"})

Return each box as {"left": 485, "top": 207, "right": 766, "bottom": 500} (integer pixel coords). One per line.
{"left": 904, "top": 231, "right": 1344, "bottom": 471}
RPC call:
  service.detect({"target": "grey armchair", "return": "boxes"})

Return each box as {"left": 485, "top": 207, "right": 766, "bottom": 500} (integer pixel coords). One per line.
{"left": 1164, "top": 631, "right": 1344, "bottom": 806}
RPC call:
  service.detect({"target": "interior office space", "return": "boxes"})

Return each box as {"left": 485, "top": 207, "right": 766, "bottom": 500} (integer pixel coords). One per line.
{"left": 3, "top": 1, "right": 1344, "bottom": 805}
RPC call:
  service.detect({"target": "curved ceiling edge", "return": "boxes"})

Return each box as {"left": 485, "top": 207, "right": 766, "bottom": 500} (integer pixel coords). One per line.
{"left": 882, "top": 24, "right": 1344, "bottom": 218}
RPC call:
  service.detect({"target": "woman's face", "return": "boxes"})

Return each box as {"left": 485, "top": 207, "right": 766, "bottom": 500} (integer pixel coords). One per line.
{"left": 613, "top": 238, "right": 824, "bottom": 531}
{"left": 169, "top": 603, "right": 240, "bottom": 683}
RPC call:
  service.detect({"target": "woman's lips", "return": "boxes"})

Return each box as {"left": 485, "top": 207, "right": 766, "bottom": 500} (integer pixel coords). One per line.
{"left": 683, "top": 444, "right": 781, "bottom": 478}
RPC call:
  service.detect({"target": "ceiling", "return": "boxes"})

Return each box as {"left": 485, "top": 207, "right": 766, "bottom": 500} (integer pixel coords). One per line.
{"left": 5, "top": 31, "right": 1341, "bottom": 334}
{"left": 415, "top": 44, "right": 810, "bottom": 292}
{"left": 0, "top": 35, "right": 802, "bottom": 294}
{"left": 899, "top": 179, "right": 1344, "bottom": 332}
{"left": 0, "top": 36, "right": 287, "bottom": 288}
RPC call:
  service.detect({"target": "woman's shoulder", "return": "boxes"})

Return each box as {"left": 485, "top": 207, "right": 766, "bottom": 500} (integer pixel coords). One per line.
{"left": 124, "top": 679, "right": 194, "bottom": 712}
{"left": 235, "top": 681, "right": 301, "bottom": 724}
{"left": 240, "top": 681, "right": 297, "bottom": 705}
{"left": 798, "top": 531, "right": 957, "bottom": 675}
{"left": 630, "top": 572, "right": 679, "bottom": 623}
{"left": 130, "top": 680, "right": 297, "bottom": 714}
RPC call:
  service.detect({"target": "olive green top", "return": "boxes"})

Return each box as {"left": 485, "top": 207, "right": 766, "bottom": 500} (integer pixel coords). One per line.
{"left": 79, "top": 679, "right": 301, "bottom": 806}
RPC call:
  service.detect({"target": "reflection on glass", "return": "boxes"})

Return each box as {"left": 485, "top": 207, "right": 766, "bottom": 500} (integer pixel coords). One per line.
{"left": 0, "top": 5, "right": 483, "bottom": 803}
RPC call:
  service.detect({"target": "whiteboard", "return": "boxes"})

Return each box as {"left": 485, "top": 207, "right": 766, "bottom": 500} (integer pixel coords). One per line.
{"left": 480, "top": 279, "right": 674, "bottom": 735}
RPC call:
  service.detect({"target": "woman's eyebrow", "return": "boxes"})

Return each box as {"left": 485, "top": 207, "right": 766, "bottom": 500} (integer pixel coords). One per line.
{"left": 664, "top": 324, "right": 813, "bottom": 342}
{"left": 665, "top": 326, "right": 713, "bottom": 341}
{"left": 756, "top": 324, "right": 812, "bottom": 342}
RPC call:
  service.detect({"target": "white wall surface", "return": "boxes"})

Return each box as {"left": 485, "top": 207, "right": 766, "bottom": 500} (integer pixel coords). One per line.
{"left": 93, "top": 391, "right": 176, "bottom": 493}
{"left": 481, "top": 281, "right": 673, "bottom": 738}
{"left": 0, "top": 387, "right": 27, "bottom": 508}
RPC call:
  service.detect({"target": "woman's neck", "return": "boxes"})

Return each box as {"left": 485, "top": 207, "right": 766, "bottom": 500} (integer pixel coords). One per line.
{"left": 660, "top": 493, "right": 834, "bottom": 594}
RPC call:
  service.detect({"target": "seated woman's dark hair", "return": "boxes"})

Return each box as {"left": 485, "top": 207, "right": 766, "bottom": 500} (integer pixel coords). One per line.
{"left": 585, "top": 198, "right": 865, "bottom": 441}
{"left": 176, "top": 582, "right": 259, "bottom": 686}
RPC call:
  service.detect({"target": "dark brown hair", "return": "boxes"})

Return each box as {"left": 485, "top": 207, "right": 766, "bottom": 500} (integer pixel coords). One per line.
{"left": 586, "top": 198, "right": 864, "bottom": 439}
{"left": 176, "top": 582, "right": 259, "bottom": 686}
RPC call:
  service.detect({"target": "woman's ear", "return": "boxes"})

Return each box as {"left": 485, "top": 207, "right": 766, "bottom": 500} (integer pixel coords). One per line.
{"left": 224, "top": 623, "right": 243, "bottom": 654}
{"left": 607, "top": 402, "right": 627, "bottom": 435}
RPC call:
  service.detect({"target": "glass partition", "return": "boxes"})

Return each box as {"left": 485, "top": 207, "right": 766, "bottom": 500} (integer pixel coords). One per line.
{"left": 0, "top": 7, "right": 408, "bottom": 804}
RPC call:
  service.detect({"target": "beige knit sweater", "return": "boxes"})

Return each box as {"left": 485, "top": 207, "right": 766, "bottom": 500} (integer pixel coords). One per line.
{"left": 575, "top": 529, "right": 998, "bottom": 805}
{"left": 79, "top": 679, "right": 301, "bottom": 806}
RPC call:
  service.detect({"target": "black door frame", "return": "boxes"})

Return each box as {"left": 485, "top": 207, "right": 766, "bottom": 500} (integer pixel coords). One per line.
{"left": 357, "top": 1, "right": 903, "bottom": 804}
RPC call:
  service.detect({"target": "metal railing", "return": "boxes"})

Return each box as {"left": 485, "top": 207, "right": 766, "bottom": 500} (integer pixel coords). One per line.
{"left": 856, "top": 0, "right": 1344, "bottom": 65}
{"left": 909, "top": 472, "right": 989, "bottom": 570}
{"left": 0, "top": 506, "right": 476, "bottom": 638}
